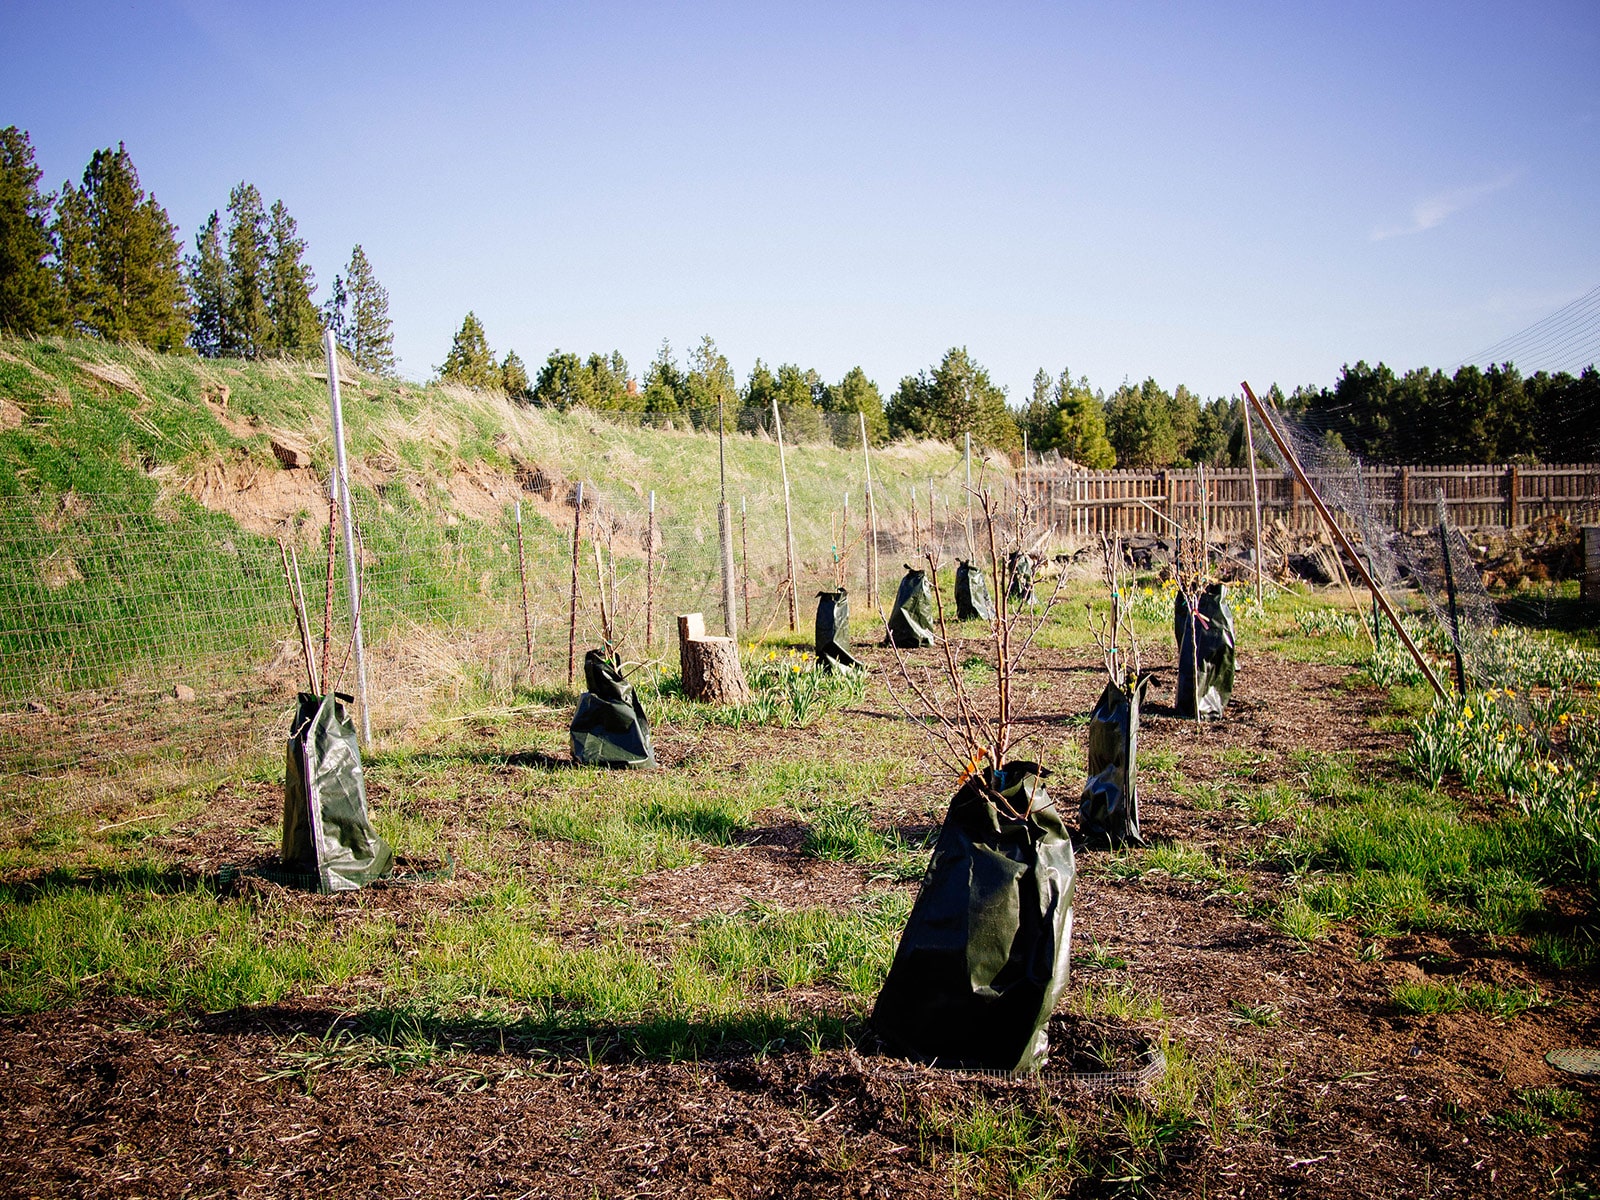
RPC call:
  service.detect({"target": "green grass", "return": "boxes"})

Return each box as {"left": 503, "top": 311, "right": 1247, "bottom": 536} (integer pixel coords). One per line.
{"left": 1389, "top": 979, "right": 1545, "bottom": 1019}
{"left": 1275, "top": 783, "right": 1559, "bottom": 936}
{"left": 0, "top": 870, "right": 391, "bottom": 1013}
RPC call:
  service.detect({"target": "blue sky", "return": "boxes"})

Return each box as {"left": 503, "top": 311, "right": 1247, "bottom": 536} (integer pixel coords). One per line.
{"left": 5, "top": 1, "right": 1597, "bottom": 399}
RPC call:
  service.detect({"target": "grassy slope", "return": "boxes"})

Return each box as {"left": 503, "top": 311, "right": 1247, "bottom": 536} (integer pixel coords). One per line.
{"left": 0, "top": 335, "right": 964, "bottom": 557}
{"left": 0, "top": 338, "right": 964, "bottom": 701}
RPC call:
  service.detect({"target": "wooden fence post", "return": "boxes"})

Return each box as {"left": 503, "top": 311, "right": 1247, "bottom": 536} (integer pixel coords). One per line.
{"left": 1507, "top": 464, "right": 1520, "bottom": 529}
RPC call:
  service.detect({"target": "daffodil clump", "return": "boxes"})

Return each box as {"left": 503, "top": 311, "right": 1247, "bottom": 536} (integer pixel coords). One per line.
{"left": 1127, "top": 578, "right": 1180, "bottom": 623}
{"left": 738, "top": 646, "right": 867, "bottom": 728}
{"left": 1293, "top": 607, "right": 1372, "bottom": 641}
{"left": 1408, "top": 683, "right": 1600, "bottom": 879}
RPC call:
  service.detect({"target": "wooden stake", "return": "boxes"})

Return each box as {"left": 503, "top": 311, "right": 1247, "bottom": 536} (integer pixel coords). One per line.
{"left": 740, "top": 495, "right": 750, "bottom": 630}
{"left": 1242, "top": 397, "right": 1266, "bottom": 607}
{"left": 567, "top": 482, "right": 583, "bottom": 687}
{"left": 321, "top": 493, "right": 337, "bottom": 692}
{"left": 646, "top": 491, "right": 656, "bottom": 652}
{"left": 859, "top": 410, "right": 880, "bottom": 610}
{"left": 772, "top": 397, "right": 798, "bottom": 631}
{"left": 515, "top": 499, "right": 534, "bottom": 685}
{"left": 1243, "top": 381, "right": 1445, "bottom": 700}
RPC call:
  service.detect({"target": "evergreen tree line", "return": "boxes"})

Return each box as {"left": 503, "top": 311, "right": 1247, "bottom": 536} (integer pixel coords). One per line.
{"left": 436, "top": 317, "right": 895, "bottom": 447}
{"left": 1284, "top": 361, "right": 1600, "bottom": 465}
{"left": 434, "top": 306, "right": 1600, "bottom": 464}
{"left": 0, "top": 126, "right": 394, "bottom": 373}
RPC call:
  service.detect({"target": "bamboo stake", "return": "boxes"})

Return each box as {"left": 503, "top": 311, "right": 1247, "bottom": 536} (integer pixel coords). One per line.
{"left": 772, "top": 397, "right": 798, "bottom": 631}
{"left": 567, "top": 481, "right": 583, "bottom": 687}
{"left": 1437, "top": 491, "right": 1468, "bottom": 695}
{"left": 646, "top": 491, "right": 656, "bottom": 652}
{"left": 515, "top": 500, "right": 534, "bottom": 685}
{"left": 1241, "top": 399, "right": 1266, "bottom": 608}
{"left": 740, "top": 495, "right": 750, "bottom": 630}
{"left": 963, "top": 431, "right": 975, "bottom": 559}
{"left": 592, "top": 536, "right": 610, "bottom": 647}
{"left": 840, "top": 491, "right": 850, "bottom": 590}
{"left": 1243, "top": 381, "right": 1445, "bottom": 700}
{"left": 278, "top": 541, "right": 319, "bottom": 694}
{"left": 288, "top": 543, "right": 320, "bottom": 696}
{"left": 321, "top": 493, "right": 336, "bottom": 692}
{"left": 322, "top": 331, "right": 369, "bottom": 740}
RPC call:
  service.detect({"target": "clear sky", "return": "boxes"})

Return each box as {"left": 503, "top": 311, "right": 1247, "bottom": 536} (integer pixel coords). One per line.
{"left": 5, "top": 1, "right": 1598, "bottom": 400}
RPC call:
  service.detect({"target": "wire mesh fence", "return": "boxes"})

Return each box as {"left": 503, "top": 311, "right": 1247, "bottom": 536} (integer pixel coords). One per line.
{"left": 0, "top": 429, "right": 1047, "bottom": 828}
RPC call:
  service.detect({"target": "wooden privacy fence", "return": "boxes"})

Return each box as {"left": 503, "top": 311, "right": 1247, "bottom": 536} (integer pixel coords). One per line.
{"left": 1020, "top": 463, "right": 1600, "bottom": 539}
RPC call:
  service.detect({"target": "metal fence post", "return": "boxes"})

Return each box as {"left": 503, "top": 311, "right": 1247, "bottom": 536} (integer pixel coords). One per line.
{"left": 322, "top": 331, "right": 370, "bottom": 743}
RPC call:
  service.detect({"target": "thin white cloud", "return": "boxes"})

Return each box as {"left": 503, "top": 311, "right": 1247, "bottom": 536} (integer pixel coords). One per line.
{"left": 1371, "top": 172, "right": 1519, "bottom": 241}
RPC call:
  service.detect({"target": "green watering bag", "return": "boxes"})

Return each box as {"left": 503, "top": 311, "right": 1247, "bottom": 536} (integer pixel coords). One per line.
{"left": 885, "top": 566, "right": 937, "bottom": 648}
{"left": 283, "top": 692, "right": 393, "bottom": 893}
{"left": 1079, "top": 674, "right": 1153, "bottom": 847}
{"left": 815, "top": 588, "right": 860, "bottom": 672}
{"left": 1007, "top": 551, "right": 1037, "bottom": 607}
{"left": 955, "top": 560, "right": 995, "bottom": 621}
{"left": 872, "top": 762, "right": 1076, "bottom": 1075}
{"left": 570, "top": 649, "right": 657, "bottom": 769}
{"left": 1174, "top": 583, "right": 1236, "bottom": 718}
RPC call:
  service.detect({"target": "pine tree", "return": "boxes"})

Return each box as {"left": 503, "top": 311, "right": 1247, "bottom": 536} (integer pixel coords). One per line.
{"left": 501, "top": 349, "right": 530, "bottom": 400}
{"left": 52, "top": 143, "right": 189, "bottom": 350}
{"left": 0, "top": 126, "right": 62, "bottom": 335}
{"left": 344, "top": 246, "right": 395, "bottom": 375}
{"left": 186, "top": 211, "right": 229, "bottom": 357}
{"left": 222, "top": 182, "right": 271, "bottom": 358}
{"left": 886, "top": 347, "right": 1018, "bottom": 450}
{"left": 643, "top": 340, "right": 687, "bottom": 415}
{"left": 265, "top": 200, "right": 321, "bottom": 355}
{"left": 321, "top": 273, "right": 348, "bottom": 343}
{"left": 439, "top": 311, "right": 497, "bottom": 388}
{"left": 821, "top": 365, "right": 888, "bottom": 445}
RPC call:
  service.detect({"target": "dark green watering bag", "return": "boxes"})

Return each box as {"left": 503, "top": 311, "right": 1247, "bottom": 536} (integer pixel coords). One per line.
{"left": 955, "top": 560, "right": 995, "bottom": 621}
{"left": 1079, "top": 674, "right": 1153, "bottom": 848}
{"left": 571, "top": 649, "right": 657, "bottom": 769}
{"left": 884, "top": 566, "right": 937, "bottom": 648}
{"left": 815, "top": 588, "right": 860, "bottom": 672}
{"left": 1007, "top": 551, "right": 1037, "bottom": 607}
{"left": 1174, "top": 583, "right": 1236, "bottom": 718}
{"left": 872, "top": 762, "right": 1077, "bottom": 1075}
{"left": 283, "top": 692, "right": 393, "bottom": 893}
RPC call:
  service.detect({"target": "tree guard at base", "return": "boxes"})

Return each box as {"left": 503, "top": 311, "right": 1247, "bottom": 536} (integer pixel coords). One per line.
{"left": 570, "top": 650, "right": 657, "bottom": 769}
{"left": 884, "top": 566, "right": 937, "bottom": 648}
{"left": 872, "top": 762, "right": 1076, "bottom": 1076}
{"left": 283, "top": 691, "right": 393, "bottom": 892}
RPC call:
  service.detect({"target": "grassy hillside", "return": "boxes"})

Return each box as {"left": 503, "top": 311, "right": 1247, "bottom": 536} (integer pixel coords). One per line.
{"left": 0, "top": 338, "right": 976, "bottom": 804}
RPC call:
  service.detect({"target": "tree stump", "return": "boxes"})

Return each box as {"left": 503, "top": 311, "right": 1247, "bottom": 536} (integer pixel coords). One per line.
{"left": 678, "top": 612, "right": 752, "bottom": 705}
